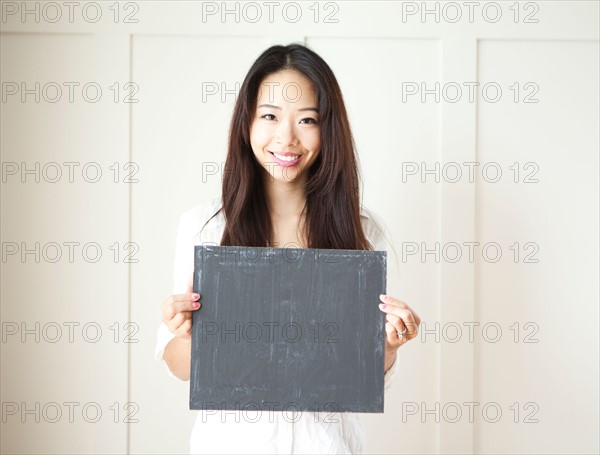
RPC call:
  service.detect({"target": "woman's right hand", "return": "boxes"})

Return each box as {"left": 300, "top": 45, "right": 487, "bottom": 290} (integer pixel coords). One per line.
{"left": 161, "top": 278, "right": 201, "bottom": 340}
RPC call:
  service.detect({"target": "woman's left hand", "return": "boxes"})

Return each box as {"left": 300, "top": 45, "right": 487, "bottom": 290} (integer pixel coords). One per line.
{"left": 378, "top": 294, "right": 421, "bottom": 371}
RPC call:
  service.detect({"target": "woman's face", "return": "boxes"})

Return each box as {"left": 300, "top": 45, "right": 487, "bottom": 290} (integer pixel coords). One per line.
{"left": 250, "top": 69, "right": 321, "bottom": 185}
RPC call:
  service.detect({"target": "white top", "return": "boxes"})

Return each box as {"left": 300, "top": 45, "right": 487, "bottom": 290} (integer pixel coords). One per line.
{"left": 155, "top": 197, "right": 399, "bottom": 454}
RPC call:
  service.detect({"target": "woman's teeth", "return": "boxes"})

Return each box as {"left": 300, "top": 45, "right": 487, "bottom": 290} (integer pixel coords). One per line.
{"left": 272, "top": 153, "right": 299, "bottom": 162}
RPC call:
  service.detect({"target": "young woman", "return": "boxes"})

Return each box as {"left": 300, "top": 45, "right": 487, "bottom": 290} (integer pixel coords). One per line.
{"left": 156, "top": 43, "right": 421, "bottom": 454}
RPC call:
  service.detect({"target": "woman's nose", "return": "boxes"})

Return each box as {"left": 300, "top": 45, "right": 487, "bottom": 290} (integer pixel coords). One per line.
{"left": 274, "top": 119, "right": 298, "bottom": 146}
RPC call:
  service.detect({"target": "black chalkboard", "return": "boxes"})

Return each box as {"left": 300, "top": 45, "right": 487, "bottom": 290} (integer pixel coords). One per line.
{"left": 190, "top": 245, "right": 387, "bottom": 413}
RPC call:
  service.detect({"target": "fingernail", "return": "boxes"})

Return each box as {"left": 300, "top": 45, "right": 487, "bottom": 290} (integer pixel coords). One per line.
{"left": 193, "top": 302, "right": 200, "bottom": 309}
{"left": 379, "top": 303, "right": 386, "bottom": 310}
{"left": 379, "top": 294, "right": 387, "bottom": 301}
{"left": 192, "top": 293, "right": 200, "bottom": 300}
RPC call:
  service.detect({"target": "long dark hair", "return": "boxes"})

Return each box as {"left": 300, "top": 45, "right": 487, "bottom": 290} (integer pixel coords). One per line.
{"left": 215, "top": 43, "right": 371, "bottom": 250}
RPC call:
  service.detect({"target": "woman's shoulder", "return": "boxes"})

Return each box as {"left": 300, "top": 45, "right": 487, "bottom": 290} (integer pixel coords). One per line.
{"left": 180, "top": 197, "right": 223, "bottom": 222}
{"left": 360, "top": 205, "right": 388, "bottom": 251}
{"left": 178, "top": 197, "right": 224, "bottom": 243}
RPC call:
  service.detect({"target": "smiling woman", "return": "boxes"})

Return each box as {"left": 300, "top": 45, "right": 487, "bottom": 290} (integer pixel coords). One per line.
{"left": 251, "top": 69, "right": 321, "bottom": 181}
{"left": 218, "top": 44, "right": 373, "bottom": 251}
{"left": 157, "top": 43, "right": 421, "bottom": 454}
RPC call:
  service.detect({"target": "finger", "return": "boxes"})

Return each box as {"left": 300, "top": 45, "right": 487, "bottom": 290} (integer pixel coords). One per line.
{"left": 176, "top": 319, "right": 192, "bottom": 338}
{"left": 379, "top": 294, "right": 410, "bottom": 309}
{"left": 187, "top": 274, "right": 194, "bottom": 293}
{"left": 386, "top": 314, "right": 407, "bottom": 334}
{"left": 168, "top": 310, "right": 194, "bottom": 332}
{"left": 162, "top": 294, "right": 201, "bottom": 320}
{"left": 386, "top": 315, "right": 409, "bottom": 345}
{"left": 414, "top": 312, "right": 422, "bottom": 327}
{"left": 379, "top": 303, "right": 418, "bottom": 332}
{"left": 163, "top": 300, "right": 200, "bottom": 322}
{"left": 167, "top": 312, "right": 186, "bottom": 333}
{"left": 169, "top": 292, "right": 201, "bottom": 303}
{"left": 380, "top": 295, "right": 421, "bottom": 329}
{"left": 385, "top": 321, "right": 402, "bottom": 347}
{"left": 379, "top": 304, "right": 419, "bottom": 336}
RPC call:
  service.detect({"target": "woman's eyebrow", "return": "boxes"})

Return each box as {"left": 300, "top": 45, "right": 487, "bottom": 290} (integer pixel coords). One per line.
{"left": 298, "top": 107, "right": 319, "bottom": 113}
{"left": 258, "top": 104, "right": 319, "bottom": 113}
{"left": 258, "top": 103, "right": 281, "bottom": 110}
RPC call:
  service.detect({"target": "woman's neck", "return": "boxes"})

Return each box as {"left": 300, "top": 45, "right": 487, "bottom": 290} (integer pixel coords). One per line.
{"left": 263, "top": 173, "right": 307, "bottom": 221}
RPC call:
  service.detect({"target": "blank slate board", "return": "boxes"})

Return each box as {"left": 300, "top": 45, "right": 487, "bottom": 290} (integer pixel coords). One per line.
{"left": 190, "top": 245, "right": 387, "bottom": 413}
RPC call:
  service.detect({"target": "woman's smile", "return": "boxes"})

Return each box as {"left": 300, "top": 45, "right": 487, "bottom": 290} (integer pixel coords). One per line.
{"left": 268, "top": 151, "right": 303, "bottom": 167}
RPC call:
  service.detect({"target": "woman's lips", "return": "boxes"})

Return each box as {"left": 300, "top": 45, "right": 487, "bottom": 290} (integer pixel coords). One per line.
{"left": 268, "top": 151, "right": 302, "bottom": 167}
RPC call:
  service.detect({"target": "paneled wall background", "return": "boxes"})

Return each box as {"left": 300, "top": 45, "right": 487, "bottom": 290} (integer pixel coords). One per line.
{"left": 1, "top": 1, "right": 598, "bottom": 454}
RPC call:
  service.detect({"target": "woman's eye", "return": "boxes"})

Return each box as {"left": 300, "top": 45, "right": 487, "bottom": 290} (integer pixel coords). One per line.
{"left": 300, "top": 117, "right": 318, "bottom": 125}
{"left": 261, "top": 114, "right": 276, "bottom": 121}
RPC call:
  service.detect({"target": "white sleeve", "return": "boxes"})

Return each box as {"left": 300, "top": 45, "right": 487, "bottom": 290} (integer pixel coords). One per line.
{"left": 154, "top": 322, "right": 176, "bottom": 364}
{"left": 362, "top": 208, "right": 400, "bottom": 393}
{"left": 383, "top": 349, "right": 399, "bottom": 393}
{"left": 154, "top": 209, "right": 198, "bottom": 378}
